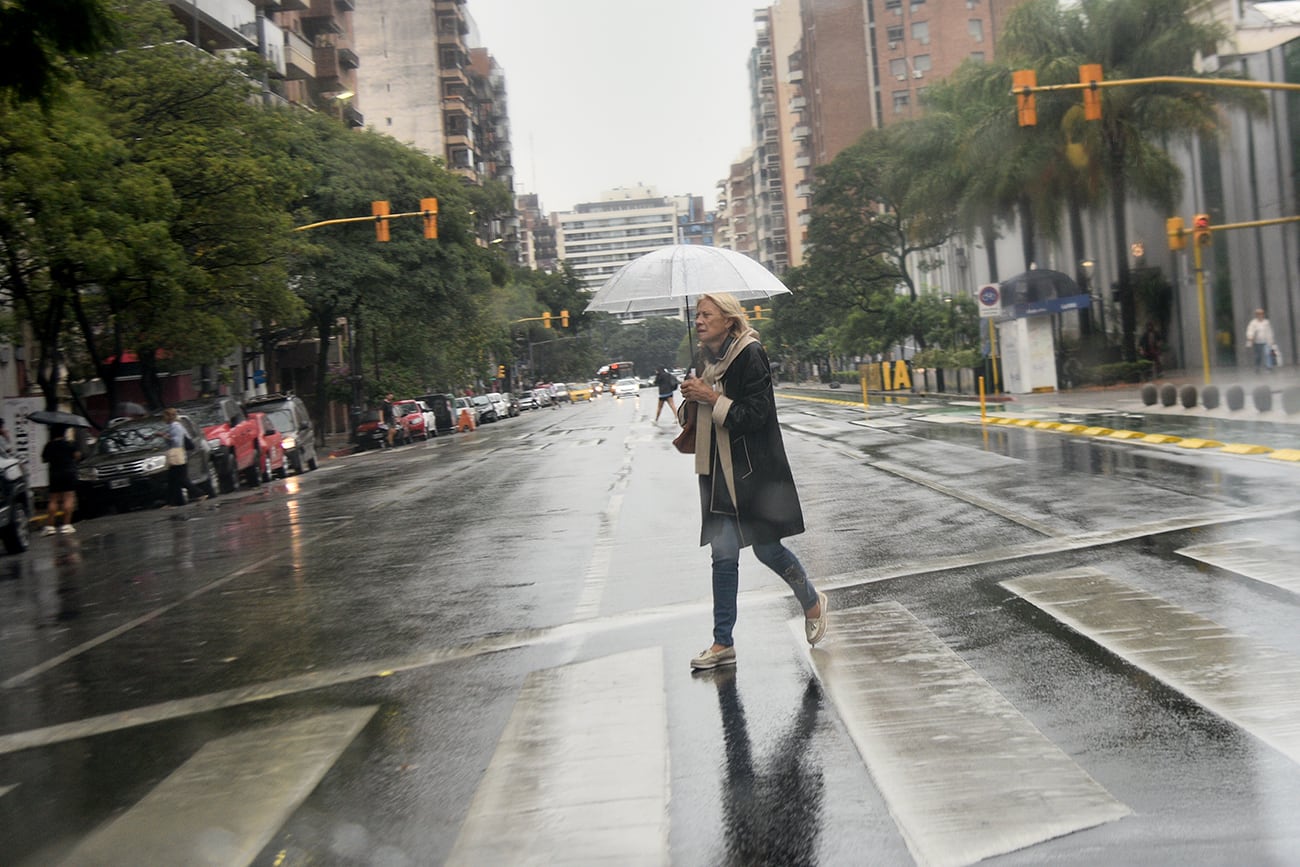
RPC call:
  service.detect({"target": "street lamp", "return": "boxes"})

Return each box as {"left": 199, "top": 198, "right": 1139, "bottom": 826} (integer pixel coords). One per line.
{"left": 1081, "top": 258, "right": 1104, "bottom": 338}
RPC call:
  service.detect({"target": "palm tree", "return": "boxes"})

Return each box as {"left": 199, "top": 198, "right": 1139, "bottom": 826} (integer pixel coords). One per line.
{"left": 1000, "top": 0, "right": 1247, "bottom": 361}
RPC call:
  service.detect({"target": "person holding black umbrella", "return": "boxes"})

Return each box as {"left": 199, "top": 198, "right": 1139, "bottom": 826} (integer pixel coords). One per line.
{"left": 41, "top": 424, "right": 80, "bottom": 535}
{"left": 678, "top": 292, "right": 828, "bottom": 670}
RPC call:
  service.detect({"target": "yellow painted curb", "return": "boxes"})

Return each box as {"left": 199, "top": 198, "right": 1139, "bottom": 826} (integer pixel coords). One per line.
{"left": 1080, "top": 426, "right": 1115, "bottom": 437}
{"left": 1141, "top": 434, "right": 1183, "bottom": 444}
{"left": 1107, "top": 430, "right": 1145, "bottom": 440}
{"left": 1268, "top": 448, "right": 1300, "bottom": 462}
{"left": 1222, "top": 443, "right": 1273, "bottom": 455}
{"left": 983, "top": 417, "right": 1012, "bottom": 425}
{"left": 1032, "top": 421, "right": 1062, "bottom": 430}
{"left": 1055, "top": 423, "right": 1087, "bottom": 434}
{"left": 1177, "top": 438, "right": 1225, "bottom": 449}
{"left": 1013, "top": 419, "right": 1038, "bottom": 427}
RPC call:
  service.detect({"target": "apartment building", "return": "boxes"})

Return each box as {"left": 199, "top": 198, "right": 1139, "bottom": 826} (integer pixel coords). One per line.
{"left": 716, "top": 149, "right": 758, "bottom": 263}
{"left": 516, "top": 193, "right": 557, "bottom": 272}
{"left": 165, "top": 0, "right": 363, "bottom": 125}
{"left": 554, "top": 186, "right": 680, "bottom": 304}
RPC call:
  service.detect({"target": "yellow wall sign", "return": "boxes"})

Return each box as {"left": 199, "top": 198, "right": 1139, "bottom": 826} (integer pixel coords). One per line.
{"left": 861, "top": 361, "right": 912, "bottom": 391}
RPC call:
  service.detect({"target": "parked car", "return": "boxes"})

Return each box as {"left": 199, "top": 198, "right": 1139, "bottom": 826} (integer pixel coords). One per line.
{"left": 174, "top": 397, "right": 262, "bottom": 493}
{"left": 551, "top": 383, "right": 570, "bottom": 404}
{"left": 452, "top": 396, "right": 480, "bottom": 428}
{"left": 420, "top": 394, "right": 457, "bottom": 433}
{"left": 393, "top": 399, "right": 430, "bottom": 441}
{"left": 486, "top": 392, "right": 510, "bottom": 421}
{"left": 353, "top": 409, "right": 391, "bottom": 450}
{"left": 77, "top": 414, "right": 217, "bottom": 514}
{"left": 0, "top": 438, "right": 31, "bottom": 553}
{"left": 243, "top": 393, "right": 318, "bottom": 475}
{"left": 517, "top": 391, "right": 539, "bottom": 411}
{"left": 569, "top": 382, "right": 593, "bottom": 402}
{"left": 418, "top": 400, "right": 438, "bottom": 434}
{"left": 613, "top": 377, "right": 639, "bottom": 397}
{"left": 246, "top": 411, "right": 286, "bottom": 480}
{"left": 473, "top": 394, "right": 498, "bottom": 423}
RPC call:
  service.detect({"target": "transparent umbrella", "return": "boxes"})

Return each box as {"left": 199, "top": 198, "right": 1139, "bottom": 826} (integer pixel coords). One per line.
{"left": 585, "top": 245, "right": 791, "bottom": 318}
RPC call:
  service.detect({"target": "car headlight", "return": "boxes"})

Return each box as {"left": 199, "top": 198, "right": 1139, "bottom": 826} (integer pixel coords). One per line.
{"left": 207, "top": 438, "right": 222, "bottom": 449}
{"left": 78, "top": 466, "right": 98, "bottom": 481}
{"left": 143, "top": 455, "right": 167, "bottom": 472}
{"left": 282, "top": 435, "right": 297, "bottom": 450}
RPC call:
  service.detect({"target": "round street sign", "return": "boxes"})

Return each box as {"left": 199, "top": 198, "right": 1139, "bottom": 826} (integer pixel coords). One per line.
{"left": 978, "top": 283, "right": 1000, "bottom": 318}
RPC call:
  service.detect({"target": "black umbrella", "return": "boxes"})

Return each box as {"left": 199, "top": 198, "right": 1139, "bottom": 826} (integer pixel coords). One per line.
{"left": 27, "top": 410, "right": 92, "bottom": 428}
{"left": 999, "top": 269, "right": 1080, "bottom": 306}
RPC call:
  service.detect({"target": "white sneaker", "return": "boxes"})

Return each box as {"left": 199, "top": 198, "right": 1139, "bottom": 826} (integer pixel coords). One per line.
{"left": 690, "top": 645, "right": 736, "bottom": 670}
{"left": 59, "top": 524, "right": 76, "bottom": 535}
{"left": 806, "top": 591, "right": 830, "bottom": 646}
{"left": 41, "top": 525, "right": 57, "bottom": 537}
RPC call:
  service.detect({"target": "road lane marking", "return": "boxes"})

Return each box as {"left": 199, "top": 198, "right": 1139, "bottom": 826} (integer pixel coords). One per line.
{"left": 869, "top": 458, "right": 1064, "bottom": 537}
{"left": 1177, "top": 539, "right": 1300, "bottom": 595}
{"left": 0, "top": 783, "right": 15, "bottom": 798}
{"left": 2, "top": 508, "right": 1291, "bottom": 757}
{"left": 573, "top": 429, "right": 635, "bottom": 620}
{"left": 803, "top": 602, "right": 1128, "bottom": 867}
{"left": 446, "top": 648, "right": 669, "bottom": 866}
{"left": 1003, "top": 567, "right": 1300, "bottom": 767}
{"left": 1, "top": 525, "right": 349, "bottom": 690}
{"left": 56, "top": 707, "right": 376, "bottom": 867}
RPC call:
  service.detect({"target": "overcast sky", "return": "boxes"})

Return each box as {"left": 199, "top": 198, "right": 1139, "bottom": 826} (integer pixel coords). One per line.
{"left": 467, "top": 0, "right": 761, "bottom": 214}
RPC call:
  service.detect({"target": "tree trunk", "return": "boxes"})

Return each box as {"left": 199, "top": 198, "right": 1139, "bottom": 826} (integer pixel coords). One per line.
{"left": 1068, "top": 197, "right": 1092, "bottom": 337}
{"left": 312, "top": 309, "right": 333, "bottom": 448}
{"left": 1018, "top": 195, "right": 1037, "bottom": 270}
{"left": 1109, "top": 160, "right": 1137, "bottom": 362}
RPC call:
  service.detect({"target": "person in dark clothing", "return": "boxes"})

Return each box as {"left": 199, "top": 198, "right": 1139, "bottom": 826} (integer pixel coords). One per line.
{"left": 382, "top": 392, "right": 397, "bottom": 447}
{"left": 41, "top": 424, "right": 80, "bottom": 535}
{"left": 653, "top": 366, "right": 678, "bottom": 423}
{"left": 162, "top": 408, "right": 205, "bottom": 507}
{"left": 1139, "top": 321, "right": 1163, "bottom": 377}
{"left": 678, "top": 292, "right": 828, "bottom": 671}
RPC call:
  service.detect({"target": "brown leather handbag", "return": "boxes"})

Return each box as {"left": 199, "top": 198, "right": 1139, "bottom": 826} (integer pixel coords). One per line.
{"left": 672, "top": 401, "right": 698, "bottom": 454}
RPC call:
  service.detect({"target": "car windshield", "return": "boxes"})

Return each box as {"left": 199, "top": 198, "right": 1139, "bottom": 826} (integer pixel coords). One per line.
{"left": 394, "top": 403, "right": 417, "bottom": 416}
{"left": 472, "top": 395, "right": 490, "bottom": 406}
{"left": 97, "top": 420, "right": 167, "bottom": 455}
{"left": 178, "top": 404, "right": 229, "bottom": 427}
{"left": 264, "top": 408, "right": 295, "bottom": 434}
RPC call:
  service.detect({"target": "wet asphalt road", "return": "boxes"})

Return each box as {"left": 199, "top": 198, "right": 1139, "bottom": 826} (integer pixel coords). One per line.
{"left": 2, "top": 388, "right": 1300, "bottom": 865}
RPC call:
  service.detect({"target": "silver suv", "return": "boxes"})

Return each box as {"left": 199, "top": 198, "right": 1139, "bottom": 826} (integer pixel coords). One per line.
{"left": 243, "top": 393, "right": 318, "bottom": 475}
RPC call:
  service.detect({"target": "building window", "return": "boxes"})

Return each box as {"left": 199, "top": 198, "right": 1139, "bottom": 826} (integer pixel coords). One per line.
{"left": 969, "top": 19, "right": 984, "bottom": 42}
{"left": 885, "top": 0, "right": 902, "bottom": 13}
{"left": 970, "top": 51, "right": 986, "bottom": 63}
{"left": 913, "top": 54, "right": 931, "bottom": 73}
{"left": 890, "top": 58, "right": 908, "bottom": 79}
{"left": 886, "top": 25, "right": 904, "bottom": 42}
{"left": 893, "top": 90, "right": 910, "bottom": 111}
{"left": 911, "top": 21, "right": 929, "bottom": 44}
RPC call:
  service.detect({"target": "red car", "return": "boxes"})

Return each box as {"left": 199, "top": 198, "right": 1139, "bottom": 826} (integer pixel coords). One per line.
{"left": 248, "top": 411, "right": 287, "bottom": 481}
{"left": 174, "top": 397, "right": 264, "bottom": 493}
{"left": 393, "top": 399, "right": 431, "bottom": 442}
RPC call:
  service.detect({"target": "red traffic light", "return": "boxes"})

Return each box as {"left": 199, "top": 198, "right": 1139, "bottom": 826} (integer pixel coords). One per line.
{"left": 1193, "top": 213, "right": 1211, "bottom": 246}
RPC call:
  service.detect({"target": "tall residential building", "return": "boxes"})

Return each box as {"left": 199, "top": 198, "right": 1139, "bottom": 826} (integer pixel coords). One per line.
{"left": 751, "top": 7, "right": 789, "bottom": 273}
{"left": 516, "top": 193, "right": 557, "bottom": 272}
{"left": 165, "top": 0, "right": 363, "bottom": 125}
{"left": 716, "top": 149, "right": 758, "bottom": 262}
{"left": 554, "top": 186, "right": 680, "bottom": 307}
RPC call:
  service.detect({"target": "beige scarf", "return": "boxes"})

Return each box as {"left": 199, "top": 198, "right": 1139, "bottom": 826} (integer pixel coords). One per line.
{"left": 690, "top": 328, "right": 759, "bottom": 506}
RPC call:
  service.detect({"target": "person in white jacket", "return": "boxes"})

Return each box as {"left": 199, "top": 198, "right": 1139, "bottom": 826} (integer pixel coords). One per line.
{"left": 1245, "top": 308, "right": 1276, "bottom": 372}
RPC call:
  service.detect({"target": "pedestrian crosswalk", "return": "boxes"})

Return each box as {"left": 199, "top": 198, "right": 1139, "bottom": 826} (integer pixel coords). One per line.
{"left": 15, "top": 539, "right": 1300, "bottom": 864}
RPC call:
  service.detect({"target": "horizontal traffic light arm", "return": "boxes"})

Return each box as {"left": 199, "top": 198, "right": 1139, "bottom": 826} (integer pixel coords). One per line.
{"left": 1012, "top": 74, "right": 1300, "bottom": 97}
{"left": 294, "top": 204, "right": 439, "bottom": 233}
{"left": 1170, "top": 213, "right": 1300, "bottom": 241}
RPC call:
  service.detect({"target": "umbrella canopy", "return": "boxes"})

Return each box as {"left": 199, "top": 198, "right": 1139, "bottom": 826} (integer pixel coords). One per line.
{"left": 999, "top": 269, "right": 1080, "bottom": 306}
{"left": 585, "top": 245, "right": 791, "bottom": 316}
{"left": 27, "top": 410, "right": 92, "bottom": 428}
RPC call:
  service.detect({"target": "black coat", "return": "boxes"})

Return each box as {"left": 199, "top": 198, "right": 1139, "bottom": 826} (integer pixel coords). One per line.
{"left": 698, "top": 341, "right": 804, "bottom": 547}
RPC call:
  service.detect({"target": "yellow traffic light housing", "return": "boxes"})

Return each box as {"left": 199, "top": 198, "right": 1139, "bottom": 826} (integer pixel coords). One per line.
{"left": 372, "top": 200, "right": 390, "bottom": 242}
{"left": 543, "top": 312, "right": 552, "bottom": 329}
{"left": 753, "top": 305, "right": 764, "bottom": 320}
{"left": 421, "top": 197, "right": 439, "bottom": 239}
{"left": 560, "top": 309, "right": 569, "bottom": 328}
{"left": 1166, "top": 217, "right": 1186, "bottom": 251}
{"left": 1193, "top": 213, "right": 1211, "bottom": 246}
{"left": 497, "top": 365, "right": 506, "bottom": 378}
{"left": 1013, "top": 69, "right": 1038, "bottom": 127}
{"left": 1080, "top": 64, "right": 1103, "bottom": 121}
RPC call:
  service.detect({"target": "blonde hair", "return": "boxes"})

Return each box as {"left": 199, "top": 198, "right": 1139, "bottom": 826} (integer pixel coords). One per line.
{"left": 696, "top": 292, "right": 748, "bottom": 339}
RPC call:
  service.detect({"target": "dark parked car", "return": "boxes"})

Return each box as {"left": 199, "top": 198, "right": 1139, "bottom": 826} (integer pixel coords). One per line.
{"left": 244, "top": 393, "right": 318, "bottom": 475}
{"left": 0, "top": 439, "right": 31, "bottom": 553}
{"left": 353, "top": 409, "right": 391, "bottom": 451}
{"left": 419, "top": 393, "right": 457, "bottom": 434}
{"left": 77, "top": 414, "right": 216, "bottom": 515}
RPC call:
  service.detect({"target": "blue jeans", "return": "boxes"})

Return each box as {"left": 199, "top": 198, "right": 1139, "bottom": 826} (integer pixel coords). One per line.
{"left": 710, "top": 517, "right": 818, "bottom": 647}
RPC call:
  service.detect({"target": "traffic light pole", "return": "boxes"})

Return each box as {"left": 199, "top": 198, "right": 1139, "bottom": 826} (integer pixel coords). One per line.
{"left": 1193, "top": 239, "right": 1211, "bottom": 387}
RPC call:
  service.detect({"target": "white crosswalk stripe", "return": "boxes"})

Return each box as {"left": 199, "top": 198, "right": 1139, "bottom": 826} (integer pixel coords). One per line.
{"left": 1003, "top": 567, "right": 1300, "bottom": 767}
{"left": 800, "top": 602, "right": 1129, "bottom": 867}
{"left": 56, "top": 707, "right": 377, "bottom": 867}
{"left": 1177, "top": 538, "right": 1300, "bottom": 595}
{"left": 446, "top": 647, "right": 670, "bottom": 866}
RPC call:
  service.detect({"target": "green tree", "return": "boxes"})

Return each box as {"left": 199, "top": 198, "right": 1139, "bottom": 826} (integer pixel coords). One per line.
{"left": 0, "top": 0, "right": 115, "bottom": 102}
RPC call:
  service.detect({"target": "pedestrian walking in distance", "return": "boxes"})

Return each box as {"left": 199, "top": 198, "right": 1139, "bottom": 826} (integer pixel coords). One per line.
{"left": 1246, "top": 308, "right": 1276, "bottom": 373}
{"left": 653, "top": 366, "right": 678, "bottom": 423}
{"left": 41, "top": 424, "right": 80, "bottom": 535}
{"left": 678, "top": 292, "right": 827, "bottom": 671}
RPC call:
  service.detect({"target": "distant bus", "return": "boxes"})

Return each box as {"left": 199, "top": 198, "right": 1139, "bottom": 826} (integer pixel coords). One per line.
{"left": 596, "top": 361, "right": 635, "bottom": 385}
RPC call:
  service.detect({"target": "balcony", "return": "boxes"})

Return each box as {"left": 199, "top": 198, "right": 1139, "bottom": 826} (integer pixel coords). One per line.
{"left": 788, "top": 68, "right": 804, "bottom": 83}
{"left": 283, "top": 28, "right": 314, "bottom": 78}
{"left": 794, "top": 155, "right": 811, "bottom": 168}
{"left": 796, "top": 183, "right": 812, "bottom": 198}
{"left": 441, "top": 64, "right": 468, "bottom": 87}
{"left": 335, "top": 0, "right": 354, "bottom": 9}
{"left": 789, "top": 96, "right": 806, "bottom": 111}
{"left": 443, "top": 95, "right": 471, "bottom": 116}
{"left": 312, "top": 42, "right": 339, "bottom": 79}
{"left": 342, "top": 104, "right": 363, "bottom": 128}
{"left": 445, "top": 131, "right": 473, "bottom": 149}
{"left": 168, "top": 0, "right": 256, "bottom": 49}
{"left": 337, "top": 46, "right": 358, "bottom": 69}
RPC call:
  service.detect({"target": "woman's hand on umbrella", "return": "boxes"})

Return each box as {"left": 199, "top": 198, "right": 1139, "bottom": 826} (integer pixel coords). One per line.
{"left": 681, "top": 378, "right": 716, "bottom": 405}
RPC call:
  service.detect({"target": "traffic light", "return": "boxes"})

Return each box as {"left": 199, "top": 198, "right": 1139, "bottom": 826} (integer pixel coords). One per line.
{"left": 497, "top": 365, "right": 506, "bottom": 379}
{"left": 372, "top": 200, "right": 390, "bottom": 242}
{"left": 1013, "top": 69, "right": 1037, "bottom": 127}
{"left": 1080, "top": 64, "right": 1102, "bottom": 121}
{"left": 1166, "top": 217, "right": 1186, "bottom": 251}
{"left": 752, "top": 305, "right": 764, "bottom": 320}
{"left": 421, "top": 197, "right": 438, "bottom": 239}
{"left": 543, "top": 311, "right": 552, "bottom": 329}
{"left": 1193, "top": 213, "right": 1211, "bottom": 246}
{"left": 560, "top": 309, "right": 569, "bottom": 328}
